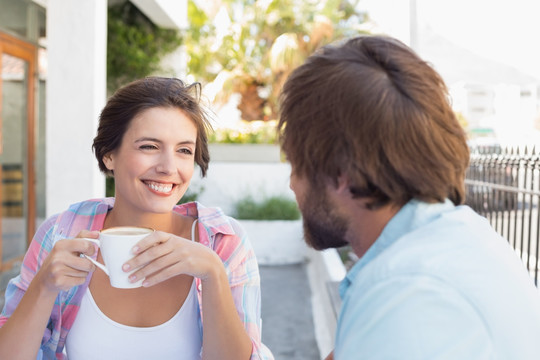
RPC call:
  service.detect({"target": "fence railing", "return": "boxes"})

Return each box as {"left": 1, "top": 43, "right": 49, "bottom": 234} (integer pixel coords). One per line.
{"left": 465, "top": 147, "right": 540, "bottom": 285}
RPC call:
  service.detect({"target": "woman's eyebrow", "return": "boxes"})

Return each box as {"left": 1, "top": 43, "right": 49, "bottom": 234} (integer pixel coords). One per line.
{"left": 135, "top": 137, "right": 161, "bottom": 143}
{"left": 135, "top": 137, "right": 196, "bottom": 146}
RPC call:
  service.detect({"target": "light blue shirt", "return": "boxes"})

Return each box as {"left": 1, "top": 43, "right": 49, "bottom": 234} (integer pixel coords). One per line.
{"left": 336, "top": 199, "right": 540, "bottom": 359}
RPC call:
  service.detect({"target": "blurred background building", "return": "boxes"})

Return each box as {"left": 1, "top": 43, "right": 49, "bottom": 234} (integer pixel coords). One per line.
{"left": 0, "top": 0, "right": 186, "bottom": 274}
{"left": 361, "top": 0, "right": 540, "bottom": 148}
{"left": 0, "top": 0, "right": 539, "bottom": 288}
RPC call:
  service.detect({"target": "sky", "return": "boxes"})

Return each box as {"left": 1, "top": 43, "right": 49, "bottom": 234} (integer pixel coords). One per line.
{"left": 361, "top": 0, "right": 540, "bottom": 80}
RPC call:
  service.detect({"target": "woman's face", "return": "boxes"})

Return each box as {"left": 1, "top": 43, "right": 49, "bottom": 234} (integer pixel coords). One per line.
{"left": 103, "top": 106, "right": 197, "bottom": 214}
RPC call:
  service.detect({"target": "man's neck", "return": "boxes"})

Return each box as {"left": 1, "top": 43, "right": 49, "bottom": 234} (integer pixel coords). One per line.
{"left": 345, "top": 202, "right": 402, "bottom": 259}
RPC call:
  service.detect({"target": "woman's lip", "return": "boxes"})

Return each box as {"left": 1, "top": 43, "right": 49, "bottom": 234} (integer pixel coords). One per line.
{"left": 142, "top": 179, "right": 177, "bottom": 185}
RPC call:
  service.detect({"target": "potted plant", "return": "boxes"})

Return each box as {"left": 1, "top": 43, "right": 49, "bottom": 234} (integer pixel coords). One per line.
{"left": 232, "top": 195, "right": 305, "bottom": 265}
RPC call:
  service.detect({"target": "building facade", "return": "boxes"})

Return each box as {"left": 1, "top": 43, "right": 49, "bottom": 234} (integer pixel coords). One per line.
{"left": 0, "top": 0, "right": 185, "bottom": 275}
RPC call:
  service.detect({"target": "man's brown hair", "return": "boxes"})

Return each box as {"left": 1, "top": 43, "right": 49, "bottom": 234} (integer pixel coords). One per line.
{"left": 278, "top": 35, "right": 469, "bottom": 207}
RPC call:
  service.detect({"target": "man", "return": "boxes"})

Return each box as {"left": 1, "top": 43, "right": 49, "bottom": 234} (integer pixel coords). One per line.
{"left": 278, "top": 35, "right": 540, "bottom": 359}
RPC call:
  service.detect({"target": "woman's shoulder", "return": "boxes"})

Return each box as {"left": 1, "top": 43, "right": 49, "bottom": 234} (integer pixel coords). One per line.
{"left": 39, "top": 198, "right": 113, "bottom": 240}
{"left": 175, "top": 201, "right": 241, "bottom": 236}
{"left": 177, "top": 202, "right": 250, "bottom": 249}
{"left": 176, "top": 203, "right": 257, "bottom": 274}
{"left": 65, "top": 197, "right": 114, "bottom": 215}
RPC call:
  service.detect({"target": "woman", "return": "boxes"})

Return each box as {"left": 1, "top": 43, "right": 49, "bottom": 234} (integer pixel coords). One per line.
{"left": 0, "top": 77, "right": 273, "bottom": 360}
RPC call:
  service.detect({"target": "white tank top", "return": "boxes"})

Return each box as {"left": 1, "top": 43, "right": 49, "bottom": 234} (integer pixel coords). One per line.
{"left": 66, "top": 220, "right": 202, "bottom": 360}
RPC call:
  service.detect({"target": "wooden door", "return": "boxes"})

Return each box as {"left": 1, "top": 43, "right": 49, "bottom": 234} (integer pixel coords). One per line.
{"left": 0, "top": 32, "right": 36, "bottom": 270}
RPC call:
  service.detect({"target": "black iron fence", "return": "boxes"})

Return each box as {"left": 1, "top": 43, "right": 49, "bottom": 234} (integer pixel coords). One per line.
{"left": 465, "top": 147, "right": 540, "bottom": 285}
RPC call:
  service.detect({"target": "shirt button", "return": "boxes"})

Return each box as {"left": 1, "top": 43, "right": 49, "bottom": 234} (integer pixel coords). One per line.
{"left": 198, "top": 284, "right": 202, "bottom": 291}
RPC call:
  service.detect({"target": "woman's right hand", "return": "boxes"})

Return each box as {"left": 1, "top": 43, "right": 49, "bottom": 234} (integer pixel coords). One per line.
{"left": 35, "top": 230, "right": 99, "bottom": 293}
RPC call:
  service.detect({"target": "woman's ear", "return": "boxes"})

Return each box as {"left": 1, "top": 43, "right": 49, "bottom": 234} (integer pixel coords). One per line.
{"left": 102, "top": 153, "right": 115, "bottom": 171}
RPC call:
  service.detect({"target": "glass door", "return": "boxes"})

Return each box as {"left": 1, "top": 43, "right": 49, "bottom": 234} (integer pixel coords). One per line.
{"left": 0, "top": 32, "right": 36, "bottom": 270}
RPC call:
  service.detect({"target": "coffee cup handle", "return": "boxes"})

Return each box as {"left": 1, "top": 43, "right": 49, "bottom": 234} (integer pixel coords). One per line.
{"left": 81, "top": 238, "right": 109, "bottom": 276}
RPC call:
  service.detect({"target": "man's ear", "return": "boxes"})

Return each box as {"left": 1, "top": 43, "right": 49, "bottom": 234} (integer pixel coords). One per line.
{"left": 331, "top": 175, "right": 351, "bottom": 196}
{"left": 102, "top": 153, "right": 115, "bottom": 171}
{"left": 334, "top": 175, "right": 351, "bottom": 195}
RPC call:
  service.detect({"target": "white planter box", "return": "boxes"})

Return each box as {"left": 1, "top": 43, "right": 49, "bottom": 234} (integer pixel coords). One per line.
{"left": 209, "top": 144, "right": 282, "bottom": 162}
{"left": 239, "top": 219, "right": 306, "bottom": 265}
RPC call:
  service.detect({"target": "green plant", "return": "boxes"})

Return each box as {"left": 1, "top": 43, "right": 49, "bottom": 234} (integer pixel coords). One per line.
{"left": 178, "top": 184, "right": 204, "bottom": 204}
{"left": 107, "top": 1, "right": 183, "bottom": 93}
{"left": 233, "top": 195, "right": 301, "bottom": 220}
{"left": 209, "top": 120, "right": 278, "bottom": 144}
{"left": 184, "top": 0, "right": 367, "bottom": 122}
{"left": 106, "top": 177, "right": 115, "bottom": 197}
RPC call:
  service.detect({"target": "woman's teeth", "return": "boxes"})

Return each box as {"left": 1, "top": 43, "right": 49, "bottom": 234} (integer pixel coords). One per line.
{"left": 147, "top": 182, "right": 173, "bottom": 193}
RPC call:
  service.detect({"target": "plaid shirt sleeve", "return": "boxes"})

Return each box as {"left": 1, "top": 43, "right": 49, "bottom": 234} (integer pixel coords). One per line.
{"left": 218, "top": 218, "right": 274, "bottom": 360}
{"left": 195, "top": 203, "right": 274, "bottom": 360}
{"left": 0, "top": 215, "right": 63, "bottom": 358}
{"left": 0, "top": 199, "right": 110, "bottom": 359}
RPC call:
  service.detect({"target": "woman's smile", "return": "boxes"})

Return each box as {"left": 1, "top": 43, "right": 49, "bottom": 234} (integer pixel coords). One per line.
{"left": 143, "top": 180, "right": 176, "bottom": 195}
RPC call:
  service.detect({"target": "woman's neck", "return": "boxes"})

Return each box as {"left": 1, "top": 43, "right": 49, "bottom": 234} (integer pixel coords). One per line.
{"left": 104, "top": 205, "right": 178, "bottom": 233}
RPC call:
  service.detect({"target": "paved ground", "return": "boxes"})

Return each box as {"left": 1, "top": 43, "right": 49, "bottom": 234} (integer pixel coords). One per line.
{"left": 260, "top": 263, "right": 320, "bottom": 360}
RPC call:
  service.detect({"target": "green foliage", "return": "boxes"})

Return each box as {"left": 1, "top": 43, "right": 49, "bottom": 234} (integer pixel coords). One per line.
{"left": 209, "top": 120, "right": 278, "bottom": 144}
{"left": 178, "top": 184, "right": 204, "bottom": 204}
{"left": 107, "top": 1, "right": 183, "bottom": 93}
{"left": 184, "top": 0, "right": 367, "bottom": 121}
{"left": 106, "top": 177, "right": 115, "bottom": 197}
{"left": 233, "top": 195, "right": 301, "bottom": 220}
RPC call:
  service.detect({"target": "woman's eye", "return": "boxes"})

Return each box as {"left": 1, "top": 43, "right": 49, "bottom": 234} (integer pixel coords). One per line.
{"left": 140, "top": 144, "right": 158, "bottom": 150}
{"left": 178, "top": 148, "right": 194, "bottom": 155}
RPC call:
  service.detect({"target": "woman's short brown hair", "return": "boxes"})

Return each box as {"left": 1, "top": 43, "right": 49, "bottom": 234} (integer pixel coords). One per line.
{"left": 278, "top": 35, "right": 470, "bottom": 207}
{"left": 93, "top": 77, "right": 212, "bottom": 177}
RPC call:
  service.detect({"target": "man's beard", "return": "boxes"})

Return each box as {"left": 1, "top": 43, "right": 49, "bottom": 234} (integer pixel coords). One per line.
{"left": 300, "top": 183, "right": 349, "bottom": 250}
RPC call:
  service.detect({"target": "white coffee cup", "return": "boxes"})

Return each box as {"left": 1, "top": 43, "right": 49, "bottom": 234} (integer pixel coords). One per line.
{"left": 83, "top": 226, "right": 153, "bottom": 288}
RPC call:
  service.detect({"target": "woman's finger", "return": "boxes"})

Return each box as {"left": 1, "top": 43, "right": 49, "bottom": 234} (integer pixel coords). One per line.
{"left": 56, "top": 238, "right": 97, "bottom": 257}
{"left": 41, "top": 259, "right": 94, "bottom": 292}
{"left": 126, "top": 238, "right": 223, "bottom": 286}
{"left": 48, "top": 274, "right": 89, "bottom": 291}
{"left": 140, "top": 264, "right": 182, "bottom": 287}
{"left": 75, "top": 229, "right": 100, "bottom": 240}
{"left": 128, "top": 253, "right": 183, "bottom": 285}
{"left": 72, "top": 255, "right": 97, "bottom": 272}
{"left": 131, "top": 231, "right": 184, "bottom": 255}
{"left": 125, "top": 235, "right": 179, "bottom": 271}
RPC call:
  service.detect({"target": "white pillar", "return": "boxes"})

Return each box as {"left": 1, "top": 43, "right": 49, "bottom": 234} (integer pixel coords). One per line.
{"left": 46, "top": 0, "right": 107, "bottom": 217}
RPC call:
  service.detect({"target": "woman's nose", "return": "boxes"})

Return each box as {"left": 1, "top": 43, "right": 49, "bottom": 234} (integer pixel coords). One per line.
{"left": 155, "top": 152, "right": 175, "bottom": 174}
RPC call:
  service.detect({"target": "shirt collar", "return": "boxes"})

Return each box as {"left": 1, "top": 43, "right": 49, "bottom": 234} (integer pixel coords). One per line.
{"left": 339, "top": 198, "right": 455, "bottom": 298}
{"left": 94, "top": 198, "right": 236, "bottom": 239}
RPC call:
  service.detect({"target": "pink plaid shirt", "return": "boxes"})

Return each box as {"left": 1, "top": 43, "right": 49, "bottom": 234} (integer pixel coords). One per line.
{"left": 0, "top": 198, "right": 273, "bottom": 359}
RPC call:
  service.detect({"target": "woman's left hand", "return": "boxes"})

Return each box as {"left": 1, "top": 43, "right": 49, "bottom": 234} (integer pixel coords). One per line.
{"left": 122, "top": 231, "right": 223, "bottom": 287}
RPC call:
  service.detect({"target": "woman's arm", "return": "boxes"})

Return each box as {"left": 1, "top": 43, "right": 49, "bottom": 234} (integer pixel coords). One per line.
{"left": 198, "top": 253, "right": 253, "bottom": 359}
{"left": 0, "top": 232, "right": 98, "bottom": 360}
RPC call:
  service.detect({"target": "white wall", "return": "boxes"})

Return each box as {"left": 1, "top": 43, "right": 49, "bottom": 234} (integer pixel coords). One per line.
{"left": 190, "top": 162, "right": 295, "bottom": 215}
{"left": 46, "top": 0, "right": 107, "bottom": 216}
{"left": 130, "top": 0, "right": 187, "bottom": 29}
